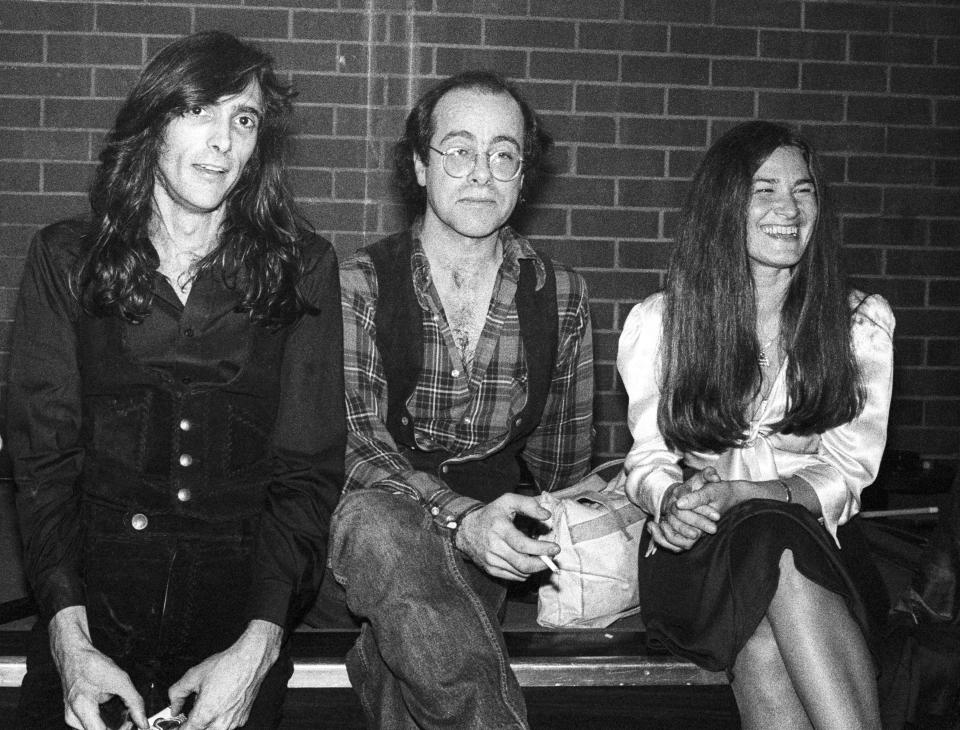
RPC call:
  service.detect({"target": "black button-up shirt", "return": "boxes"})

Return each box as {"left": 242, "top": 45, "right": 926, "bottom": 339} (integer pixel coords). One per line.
{"left": 6, "top": 219, "right": 346, "bottom": 627}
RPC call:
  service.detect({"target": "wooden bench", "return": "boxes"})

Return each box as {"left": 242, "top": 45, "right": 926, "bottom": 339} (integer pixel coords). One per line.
{"left": 1, "top": 455, "right": 947, "bottom": 695}
{"left": 0, "top": 597, "right": 727, "bottom": 690}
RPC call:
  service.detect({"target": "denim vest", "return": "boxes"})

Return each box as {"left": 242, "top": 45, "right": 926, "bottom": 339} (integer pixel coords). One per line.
{"left": 365, "top": 230, "right": 557, "bottom": 503}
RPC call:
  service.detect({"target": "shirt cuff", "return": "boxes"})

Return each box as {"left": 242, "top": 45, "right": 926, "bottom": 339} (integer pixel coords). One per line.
{"left": 36, "top": 571, "right": 86, "bottom": 623}
{"left": 787, "top": 468, "right": 849, "bottom": 546}
{"left": 641, "top": 470, "right": 679, "bottom": 521}
{"left": 246, "top": 579, "right": 292, "bottom": 628}
{"left": 423, "top": 486, "right": 484, "bottom": 532}
{"left": 389, "top": 469, "right": 477, "bottom": 530}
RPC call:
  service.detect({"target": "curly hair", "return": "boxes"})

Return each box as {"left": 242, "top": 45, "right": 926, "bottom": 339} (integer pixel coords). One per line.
{"left": 393, "top": 70, "right": 553, "bottom": 223}
{"left": 658, "top": 120, "right": 865, "bottom": 453}
{"left": 74, "top": 30, "right": 310, "bottom": 325}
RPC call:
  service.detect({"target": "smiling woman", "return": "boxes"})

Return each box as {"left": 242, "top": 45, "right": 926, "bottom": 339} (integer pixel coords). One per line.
{"left": 618, "top": 120, "right": 895, "bottom": 729}
{"left": 746, "top": 146, "right": 818, "bottom": 278}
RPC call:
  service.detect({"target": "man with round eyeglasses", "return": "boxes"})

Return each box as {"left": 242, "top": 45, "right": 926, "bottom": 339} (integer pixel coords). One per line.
{"left": 329, "top": 70, "right": 594, "bottom": 727}
{"left": 428, "top": 144, "right": 525, "bottom": 182}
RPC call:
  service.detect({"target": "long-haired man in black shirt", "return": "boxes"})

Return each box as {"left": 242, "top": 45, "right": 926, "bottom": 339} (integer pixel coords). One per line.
{"left": 7, "top": 31, "right": 345, "bottom": 730}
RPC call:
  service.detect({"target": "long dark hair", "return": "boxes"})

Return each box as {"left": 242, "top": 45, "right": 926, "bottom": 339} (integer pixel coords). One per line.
{"left": 393, "top": 70, "right": 552, "bottom": 222}
{"left": 658, "top": 120, "right": 864, "bottom": 454}
{"left": 74, "top": 30, "right": 309, "bottom": 325}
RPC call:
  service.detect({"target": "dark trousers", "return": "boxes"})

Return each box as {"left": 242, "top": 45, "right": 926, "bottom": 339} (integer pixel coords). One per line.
{"left": 18, "top": 505, "right": 292, "bottom": 728}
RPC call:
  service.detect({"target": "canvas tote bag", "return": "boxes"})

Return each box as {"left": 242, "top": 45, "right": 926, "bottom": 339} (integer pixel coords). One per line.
{"left": 536, "top": 460, "right": 647, "bottom": 628}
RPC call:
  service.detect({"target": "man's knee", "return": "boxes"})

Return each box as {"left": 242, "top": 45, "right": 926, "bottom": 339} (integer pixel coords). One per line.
{"left": 330, "top": 490, "right": 427, "bottom": 585}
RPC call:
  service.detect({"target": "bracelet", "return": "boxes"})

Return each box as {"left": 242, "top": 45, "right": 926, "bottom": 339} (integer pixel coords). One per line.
{"left": 777, "top": 479, "right": 792, "bottom": 504}
{"left": 448, "top": 502, "right": 484, "bottom": 547}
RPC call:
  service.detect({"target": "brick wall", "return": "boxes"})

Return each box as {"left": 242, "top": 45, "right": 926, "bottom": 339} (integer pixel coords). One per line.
{"left": 1, "top": 0, "right": 958, "bottom": 468}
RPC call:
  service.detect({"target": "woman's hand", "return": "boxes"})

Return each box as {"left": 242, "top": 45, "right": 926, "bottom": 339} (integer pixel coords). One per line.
{"left": 675, "top": 478, "right": 790, "bottom": 516}
{"left": 646, "top": 467, "right": 723, "bottom": 552}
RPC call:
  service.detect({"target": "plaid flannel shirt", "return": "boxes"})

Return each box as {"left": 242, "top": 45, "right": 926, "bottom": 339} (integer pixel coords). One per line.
{"left": 340, "top": 225, "right": 594, "bottom": 531}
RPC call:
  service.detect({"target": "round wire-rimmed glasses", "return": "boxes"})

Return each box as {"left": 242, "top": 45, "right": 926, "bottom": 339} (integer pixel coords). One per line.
{"left": 428, "top": 145, "right": 524, "bottom": 182}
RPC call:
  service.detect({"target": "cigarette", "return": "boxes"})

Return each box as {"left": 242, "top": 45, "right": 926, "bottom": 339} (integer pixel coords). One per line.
{"left": 540, "top": 554, "right": 559, "bottom": 573}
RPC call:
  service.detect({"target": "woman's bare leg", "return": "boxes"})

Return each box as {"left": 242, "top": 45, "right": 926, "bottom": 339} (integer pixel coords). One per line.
{"left": 762, "top": 549, "right": 880, "bottom": 729}
{"left": 731, "top": 615, "right": 812, "bottom": 730}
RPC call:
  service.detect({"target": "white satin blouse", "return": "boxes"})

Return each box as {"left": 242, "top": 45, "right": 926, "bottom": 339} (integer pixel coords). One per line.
{"left": 617, "top": 291, "right": 895, "bottom": 544}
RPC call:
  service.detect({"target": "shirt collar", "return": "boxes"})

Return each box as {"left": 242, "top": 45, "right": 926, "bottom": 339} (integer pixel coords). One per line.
{"left": 409, "top": 218, "right": 547, "bottom": 297}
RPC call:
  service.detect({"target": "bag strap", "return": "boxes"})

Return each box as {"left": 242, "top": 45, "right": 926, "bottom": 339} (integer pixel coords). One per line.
{"left": 549, "top": 458, "right": 626, "bottom": 501}
{"left": 575, "top": 491, "right": 636, "bottom": 535}
{"left": 568, "top": 502, "right": 647, "bottom": 544}
{"left": 587, "top": 458, "right": 626, "bottom": 480}
{"left": 546, "top": 457, "right": 644, "bottom": 542}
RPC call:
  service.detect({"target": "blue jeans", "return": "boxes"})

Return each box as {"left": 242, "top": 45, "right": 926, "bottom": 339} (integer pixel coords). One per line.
{"left": 329, "top": 490, "right": 529, "bottom": 729}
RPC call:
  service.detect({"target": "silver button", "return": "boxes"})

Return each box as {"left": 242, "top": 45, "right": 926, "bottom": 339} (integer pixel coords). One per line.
{"left": 430, "top": 506, "right": 440, "bottom": 516}
{"left": 463, "top": 416, "right": 471, "bottom": 425}
{"left": 451, "top": 369, "right": 460, "bottom": 378}
{"left": 131, "top": 513, "right": 148, "bottom": 530}
{"left": 179, "top": 419, "right": 191, "bottom": 431}
{"left": 441, "top": 465, "right": 449, "bottom": 474}
{"left": 446, "top": 521, "right": 458, "bottom": 530}
{"left": 179, "top": 453, "right": 193, "bottom": 467}
{"left": 400, "top": 416, "right": 409, "bottom": 426}
{"left": 514, "top": 417, "right": 522, "bottom": 427}
{"left": 177, "top": 488, "right": 192, "bottom": 502}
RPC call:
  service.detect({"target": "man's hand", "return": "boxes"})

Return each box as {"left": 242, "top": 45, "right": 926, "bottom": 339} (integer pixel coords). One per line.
{"left": 49, "top": 606, "right": 148, "bottom": 730}
{"left": 169, "top": 619, "right": 282, "bottom": 730}
{"left": 646, "top": 467, "right": 722, "bottom": 553}
{"left": 454, "top": 493, "right": 560, "bottom": 581}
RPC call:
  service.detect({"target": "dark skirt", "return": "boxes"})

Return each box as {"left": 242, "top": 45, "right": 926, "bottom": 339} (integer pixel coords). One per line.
{"left": 638, "top": 499, "right": 879, "bottom": 673}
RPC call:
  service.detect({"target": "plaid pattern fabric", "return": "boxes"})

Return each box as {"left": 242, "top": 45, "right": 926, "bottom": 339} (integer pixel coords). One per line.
{"left": 340, "top": 225, "right": 594, "bottom": 527}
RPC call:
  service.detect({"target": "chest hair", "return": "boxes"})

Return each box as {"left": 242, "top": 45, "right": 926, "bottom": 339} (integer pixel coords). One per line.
{"left": 433, "top": 262, "right": 499, "bottom": 370}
